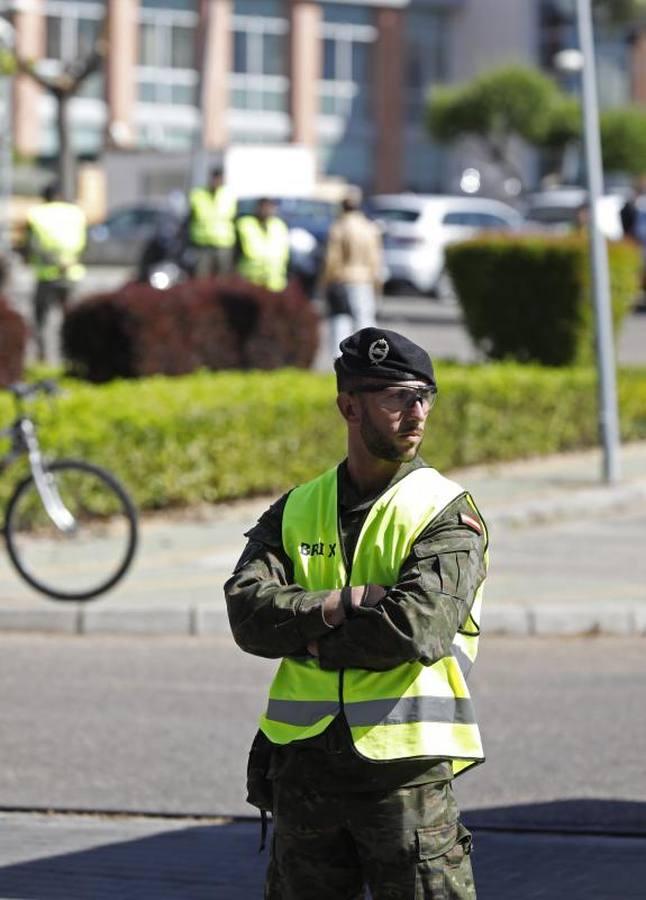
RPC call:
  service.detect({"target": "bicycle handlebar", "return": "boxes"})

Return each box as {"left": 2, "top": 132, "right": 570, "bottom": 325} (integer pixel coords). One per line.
{"left": 5, "top": 380, "right": 60, "bottom": 401}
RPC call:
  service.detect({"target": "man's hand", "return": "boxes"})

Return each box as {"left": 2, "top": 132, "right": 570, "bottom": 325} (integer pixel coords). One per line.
{"left": 321, "top": 584, "right": 386, "bottom": 627}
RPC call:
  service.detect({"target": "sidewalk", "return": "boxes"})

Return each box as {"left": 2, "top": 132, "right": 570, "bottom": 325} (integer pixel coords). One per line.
{"left": 1, "top": 441, "right": 645, "bottom": 638}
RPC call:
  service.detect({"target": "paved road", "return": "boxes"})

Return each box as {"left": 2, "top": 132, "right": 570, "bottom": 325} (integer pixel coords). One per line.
{"left": 1, "top": 634, "right": 645, "bottom": 818}
{"left": 1, "top": 635, "right": 645, "bottom": 899}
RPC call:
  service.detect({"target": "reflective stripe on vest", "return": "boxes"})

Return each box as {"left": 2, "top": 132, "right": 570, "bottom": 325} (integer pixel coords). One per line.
{"left": 259, "top": 466, "right": 487, "bottom": 775}
{"left": 189, "top": 186, "right": 236, "bottom": 247}
{"left": 28, "top": 202, "right": 86, "bottom": 282}
{"left": 236, "top": 216, "right": 289, "bottom": 292}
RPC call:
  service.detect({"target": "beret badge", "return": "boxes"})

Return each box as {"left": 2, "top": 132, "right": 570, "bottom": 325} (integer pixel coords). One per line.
{"left": 368, "top": 338, "right": 390, "bottom": 365}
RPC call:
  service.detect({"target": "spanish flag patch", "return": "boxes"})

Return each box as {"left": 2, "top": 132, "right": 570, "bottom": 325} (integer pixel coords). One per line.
{"left": 459, "top": 511, "right": 482, "bottom": 534}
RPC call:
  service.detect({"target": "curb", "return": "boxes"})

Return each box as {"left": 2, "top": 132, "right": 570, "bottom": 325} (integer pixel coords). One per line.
{"left": 0, "top": 604, "right": 644, "bottom": 638}
{"left": 0, "top": 606, "right": 231, "bottom": 637}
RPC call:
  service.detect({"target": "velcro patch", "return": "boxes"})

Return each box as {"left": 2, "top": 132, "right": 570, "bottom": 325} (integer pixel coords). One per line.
{"left": 459, "top": 511, "right": 482, "bottom": 534}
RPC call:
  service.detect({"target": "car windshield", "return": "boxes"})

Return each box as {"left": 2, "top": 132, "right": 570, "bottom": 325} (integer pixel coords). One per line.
{"left": 369, "top": 207, "right": 421, "bottom": 224}
{"left": 525, "top": 206, "right": 578, "bottom": 225}
{"left": 237, "top": 198, "right": 336, "bottom": 223}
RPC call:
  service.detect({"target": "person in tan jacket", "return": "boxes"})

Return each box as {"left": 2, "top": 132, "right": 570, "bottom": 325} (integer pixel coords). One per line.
{"left": 322, "top": 190, "right": 383, "bottom": 355}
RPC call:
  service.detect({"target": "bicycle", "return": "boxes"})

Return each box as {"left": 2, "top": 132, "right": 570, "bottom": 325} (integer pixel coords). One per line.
{"left": 1, "top": 380, "right": 138, "bottom": 601}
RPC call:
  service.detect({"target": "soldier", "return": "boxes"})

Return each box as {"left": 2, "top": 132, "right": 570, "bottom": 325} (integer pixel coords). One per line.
{"left": 25, "top": 183, "right": 86, "bottom": 361}
{"left": 235, "top": 197, "right": 290, "bottom": 292}
{"left": 186, "top": 167, "right": 237, "bottom": 278}
{"left": 225, "top": 327, "right": 488, "bottom": 900}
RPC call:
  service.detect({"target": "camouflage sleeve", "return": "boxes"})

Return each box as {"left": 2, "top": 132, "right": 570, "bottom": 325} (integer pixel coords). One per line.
{"left": 224, "top": 494, "right": 335, "bottom": 659}
{"left": 316, "top": 493, "right": 488, "bottom": 672}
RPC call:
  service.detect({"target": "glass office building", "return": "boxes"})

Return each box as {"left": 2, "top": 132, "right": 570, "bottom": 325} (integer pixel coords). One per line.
{"left": 1, "top": 0, "right": 642, "bottom": 195}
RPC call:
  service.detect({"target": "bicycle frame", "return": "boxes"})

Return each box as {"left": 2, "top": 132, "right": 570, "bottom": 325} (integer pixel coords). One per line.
{"left": 1, "top": 415, "right": 76, "bottom": 533}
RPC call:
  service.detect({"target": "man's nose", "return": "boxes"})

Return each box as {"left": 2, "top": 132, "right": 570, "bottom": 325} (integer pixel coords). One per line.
{"left": 408, "top": 398, "right": 427, "bottom": 419}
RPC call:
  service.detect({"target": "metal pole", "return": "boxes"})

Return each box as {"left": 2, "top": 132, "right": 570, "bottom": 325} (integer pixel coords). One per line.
{"left": 188, "top": 0, "right": 210, "bottom": 192}
{"left": 576, "top": 0, "right": 621, "bottom": 483}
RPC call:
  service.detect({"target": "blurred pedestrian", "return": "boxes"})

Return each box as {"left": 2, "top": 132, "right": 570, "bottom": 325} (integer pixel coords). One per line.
{"left": 621, "top": 177, "right": 646, "bottom": 242}
{"left": 620, "top": 178, "right": 646, "bottom": 295}
{"left": 25, "top": 183, "right": 86, "bottom": 361}
{"left": 226, "top": 327, "right": 487, "bottom": 899}
{"left": 322, "top": 189, "right": 383, "bottom": 356}
{"left": 186, "top": 167, "right": 237, "bottom": 278}
{"left": 235, "top": 197, "right": 290, "bottom": 292}
{"left": 137, "top": 216, "right": 184, "bottom": 287}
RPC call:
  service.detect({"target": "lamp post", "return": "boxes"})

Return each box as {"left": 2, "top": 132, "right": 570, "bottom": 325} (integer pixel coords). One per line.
{"left": 556, "top": 4, "right": 622, "bottom": 483}
{"left": 576, "top": 0, "right": 621, "bottom": 483}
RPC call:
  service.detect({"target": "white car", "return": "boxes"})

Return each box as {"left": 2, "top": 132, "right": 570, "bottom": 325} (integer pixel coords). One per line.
{"left": 523, "top": 188, "right": 626, "bottom": 240}
{"left": 369, "top": 194, "right": 524, "bottom": 297}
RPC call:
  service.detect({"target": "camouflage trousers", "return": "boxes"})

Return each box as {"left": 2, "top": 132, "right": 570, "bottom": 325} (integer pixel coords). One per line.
{"left": 265, "top": 778, "right": 475, "bottom": 900}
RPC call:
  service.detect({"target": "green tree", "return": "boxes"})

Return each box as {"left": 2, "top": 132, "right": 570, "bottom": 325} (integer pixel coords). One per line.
{"left": 600, "top": 106, "right": 646, "bottom": 174}
{"left": 592, "top": 0, "right": 646, "bottom": 25}
{"left": 0, "top": 12, "right": 107, "bottom": 201}
{"left": 426, "top": 65, "right": 576, "bottom": 188}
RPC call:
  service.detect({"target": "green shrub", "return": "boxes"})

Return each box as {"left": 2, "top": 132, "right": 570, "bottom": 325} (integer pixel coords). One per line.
{"left": 445, "top": 235, "right": 641, "bottom": 366}
{"left": 1, "top": 365, "right": 645, "bottom": 511}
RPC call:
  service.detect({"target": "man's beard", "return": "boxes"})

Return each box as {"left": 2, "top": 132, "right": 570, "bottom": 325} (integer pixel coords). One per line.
{"left": 359, "top": 407, "right": 423, "bottom": 462}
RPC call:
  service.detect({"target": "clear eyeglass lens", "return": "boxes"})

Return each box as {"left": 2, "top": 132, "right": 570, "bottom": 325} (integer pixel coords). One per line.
{"left": 380, "top": 388, "right": 435, "bottom": 411}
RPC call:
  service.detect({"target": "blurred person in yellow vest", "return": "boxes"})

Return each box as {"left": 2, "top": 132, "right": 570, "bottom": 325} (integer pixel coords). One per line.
{"left": 235, "top": 197, "right": 290, "bottom": 292}
{"left": 187, "top": 167, "right": 237, "bottom": 278}
{"left": 26, "top": 183, "right": 86, "bottom": 361}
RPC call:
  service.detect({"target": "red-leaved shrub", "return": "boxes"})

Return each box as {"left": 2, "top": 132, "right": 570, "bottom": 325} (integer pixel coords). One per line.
{"left": 0, "top": 295, "right": 28, "bottom": 386}
{"left": 63, "top": 276, "right": 319, "bottom": 382}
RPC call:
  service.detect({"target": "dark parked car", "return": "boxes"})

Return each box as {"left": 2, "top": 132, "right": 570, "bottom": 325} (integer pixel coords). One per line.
{"left": 83, "top": 203, "right": 183, "bottom": 267}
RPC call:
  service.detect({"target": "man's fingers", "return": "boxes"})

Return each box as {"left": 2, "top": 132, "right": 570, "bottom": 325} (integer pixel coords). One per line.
{"left": 359, "top": 584, "right": 386, "bottom": 608}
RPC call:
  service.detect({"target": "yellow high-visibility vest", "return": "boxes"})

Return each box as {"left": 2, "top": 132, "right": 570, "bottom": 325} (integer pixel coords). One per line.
{"left": 189, "top": 186, "right": 237, "bottom": 248}
{"left": 28, "top": 202, "right": 86, "bottom": 283}
{"left": 259, "top": 465, "right": 487, "bottom": 776}
{"left": 236, "top": 215, "right": 289, "bottom": 292}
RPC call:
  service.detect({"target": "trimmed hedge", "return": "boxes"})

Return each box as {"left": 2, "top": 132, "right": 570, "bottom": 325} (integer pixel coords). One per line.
{"left": 445, "top": 235, "right": 641, "bottom": 366}
{"left": 62, "top": 275, "right": 320, "bottom": 382}
{"left": 0, "top": 295, "right": 28, "bottom": 386}
{"left": 1, "top": 364, "right": 645, "bottom": 510}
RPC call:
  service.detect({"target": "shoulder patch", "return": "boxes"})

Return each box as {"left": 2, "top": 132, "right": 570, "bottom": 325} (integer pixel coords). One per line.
{"left": 459, "top": 511, "right": 482, "bottom": 535}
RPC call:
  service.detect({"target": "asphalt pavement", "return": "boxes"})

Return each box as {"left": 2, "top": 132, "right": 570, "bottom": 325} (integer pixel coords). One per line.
{"left": 2, "top": 635, "right": 646, "bottom": 900}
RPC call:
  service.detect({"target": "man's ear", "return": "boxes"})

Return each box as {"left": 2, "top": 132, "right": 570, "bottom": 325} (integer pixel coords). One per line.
{"left": 337, "top": 391, "right": 361, "bottom": 424}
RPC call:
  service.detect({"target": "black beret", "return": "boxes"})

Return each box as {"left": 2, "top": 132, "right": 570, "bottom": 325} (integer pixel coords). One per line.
{"left": 335, "top": 328, "right": 436, "bottom": 389}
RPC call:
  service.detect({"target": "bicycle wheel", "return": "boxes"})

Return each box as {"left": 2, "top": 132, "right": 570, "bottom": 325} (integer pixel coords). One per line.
{"left": 3, "top": 459, "right": 138, "bottom": 602}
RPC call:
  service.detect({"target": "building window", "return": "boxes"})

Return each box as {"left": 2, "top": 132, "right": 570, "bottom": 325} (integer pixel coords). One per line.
{"left": 405, "top": 7, "right": 450, "bottom": 123}
{"left": 43, "top": 0, "right": 105, "bottom": 99}
{"left": 137, "top": 1, "right": 198, "bottom": 107}
{"left": 231, "top": 0, "right": 288, "bottom": 112}
{"left": 318, "top": 3, "right": 376, "bottom": 121}
{"left": 538, "top": 0, "right": 630, "bottom": 106}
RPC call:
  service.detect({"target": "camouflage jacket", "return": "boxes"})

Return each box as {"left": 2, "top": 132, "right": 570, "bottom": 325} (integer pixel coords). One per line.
{"left": 225, "top": 457, "right": 488, "bottom": 793}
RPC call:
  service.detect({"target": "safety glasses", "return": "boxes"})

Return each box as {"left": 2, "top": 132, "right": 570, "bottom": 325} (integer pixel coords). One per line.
{"left": 351, "top": 384, "right": 437, "bottom": 413}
